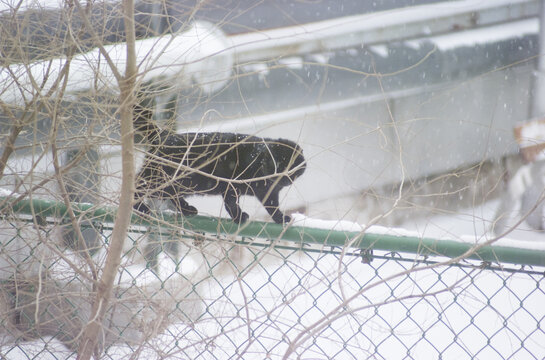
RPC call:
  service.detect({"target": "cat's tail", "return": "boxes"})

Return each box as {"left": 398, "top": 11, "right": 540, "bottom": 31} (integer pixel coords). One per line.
{"left": 133, "top": 102, "right": 164, "bottom": 143}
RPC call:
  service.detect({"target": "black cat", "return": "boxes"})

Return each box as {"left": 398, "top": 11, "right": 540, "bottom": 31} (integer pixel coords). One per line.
{"left": 133, "top": 105, "right": 305, "bottom": 224}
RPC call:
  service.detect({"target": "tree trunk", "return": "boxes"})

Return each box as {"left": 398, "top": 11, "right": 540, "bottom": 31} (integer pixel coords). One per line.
{"left": 76, "top": 0, "right": 137, "bottom": 357}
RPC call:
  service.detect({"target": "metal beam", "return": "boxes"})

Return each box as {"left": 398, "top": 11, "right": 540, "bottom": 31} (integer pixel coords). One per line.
{"left": 0, "top": 21, "right": 233, "bottom": 105}
{"left": 2, "top": 0, "right": 537, "bottom": 104}
{"left": 2, "top": 196, "right": 544, "bottom": 268}
{"left": 229, "top": 0, "right": 539, "bottom": 64}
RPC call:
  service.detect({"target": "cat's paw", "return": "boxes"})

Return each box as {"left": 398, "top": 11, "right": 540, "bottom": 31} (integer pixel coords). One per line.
{"left": 282, "top": 215, "right": 292, "bottom": 225}
{"left": 272, "top": 213, "right": 292, "bottom": 225}
{"left": 181, "top": 205, "right": 198, "bottom": 216}
{"left": 233, "top": 212, "right": 249, "bottom": 224}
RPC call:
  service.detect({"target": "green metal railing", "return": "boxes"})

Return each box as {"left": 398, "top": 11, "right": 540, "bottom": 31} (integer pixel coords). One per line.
{"left": 2, "top": 195, "right": 544, "bottom": 267}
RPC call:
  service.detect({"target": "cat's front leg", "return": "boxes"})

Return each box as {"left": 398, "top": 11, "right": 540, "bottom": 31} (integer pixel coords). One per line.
{"left": 170, "top": 194, "right": 198, "bottom": 216}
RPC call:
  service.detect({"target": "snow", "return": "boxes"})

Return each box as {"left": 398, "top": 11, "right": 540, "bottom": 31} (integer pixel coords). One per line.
{"left": 0, "top": 188, "right": 14, "bottom": 197}
{"left": 307, "top": 53, "right": 331, "bottom": 64}
{"left": 427, "top": 18, "right": 538, "bottom": 51}
{"left": 108, "top": 224, "right": 545, "bottom": 359}
{"left": 369, "top": 44, "right": 389, "bottom": 58}
{"left": 292, "top": 213, "right": 364, "bottom": 232}
{"left": 230, "top": 0, "right": 534, "bottom": 63}
{"left": 240, "top": 62, "right": 269, "bottom": 77}
{"left": 0, "top": 338, "right": 73, "bottom": 360}
{"left": 402, "top": 18, "right": 538, "bottom": 51}
{"left": 0, "top": 21, "right": 233, "bottom": 105}
{"left": 2, "top": 188, "right": 544, "bottom": 359}
{"left": 278, "top": 56, "right": 304, "bottom": 70}
{"left": 0, "top": 0, "right": 65, "bottom": 11}
{"left": 293, "top": 201, "right": 545, "bottom": 252}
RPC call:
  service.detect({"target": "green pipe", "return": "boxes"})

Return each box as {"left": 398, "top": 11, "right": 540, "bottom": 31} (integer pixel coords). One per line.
{"left": 1, "top": 196, "right": 544, "bottom": 267}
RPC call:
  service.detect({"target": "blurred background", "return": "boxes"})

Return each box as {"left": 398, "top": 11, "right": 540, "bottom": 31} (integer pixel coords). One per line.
{"left": 1, "top": 0, "right": 543, "bottom": 237}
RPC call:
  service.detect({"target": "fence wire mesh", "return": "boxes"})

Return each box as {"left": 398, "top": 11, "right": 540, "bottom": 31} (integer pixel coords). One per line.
{"left": 0, "top": 203, "right": 544, "bottom": 360}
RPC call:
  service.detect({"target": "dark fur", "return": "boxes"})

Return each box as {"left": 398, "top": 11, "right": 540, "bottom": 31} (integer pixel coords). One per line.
{"left": 133, "top": 106, "right": 305, "bottom": 224}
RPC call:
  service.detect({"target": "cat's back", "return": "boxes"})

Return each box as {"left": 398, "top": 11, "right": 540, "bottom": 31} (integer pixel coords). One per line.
{"left": 155, "top": 131, "right": 262, "bottom": 164}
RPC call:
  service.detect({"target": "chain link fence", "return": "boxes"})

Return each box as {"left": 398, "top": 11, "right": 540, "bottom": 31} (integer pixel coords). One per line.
{"left": 1, "top": 0, "right": 543, "bottom": 358}
{"left": 0, "top": 197, "right": 544, "bottom": 359}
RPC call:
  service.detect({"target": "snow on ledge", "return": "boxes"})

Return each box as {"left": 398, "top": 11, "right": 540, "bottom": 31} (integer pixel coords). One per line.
{"left": 292, "top": 213, "right": 545, "bottom": 252}
{"left": 0, "top": 188, "right": 14, "bottom": 197}
{"left": 426, "top": 18, "right": 538, "bottom": 52}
